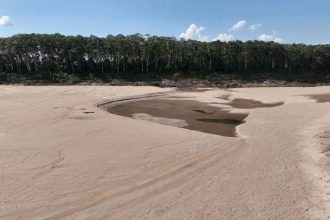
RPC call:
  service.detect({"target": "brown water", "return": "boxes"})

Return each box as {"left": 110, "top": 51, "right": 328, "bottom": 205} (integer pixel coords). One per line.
{"left": 108, "top": 98, "right": 283, "bottom": 137}
{"left": 108, "top": 99, "right": 247, "bottom": 137}
{"left": 225, "top": 98, "right": 284, "bottom": 109}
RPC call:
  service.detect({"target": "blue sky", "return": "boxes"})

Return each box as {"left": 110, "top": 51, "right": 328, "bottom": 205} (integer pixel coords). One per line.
{"left": 0, "top": 0, "right": 329, "bottom": 44}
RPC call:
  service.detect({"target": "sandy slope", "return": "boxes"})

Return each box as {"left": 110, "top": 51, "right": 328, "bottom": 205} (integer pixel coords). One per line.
{"left": 0, "top": 86, "right": 329, "bottom": 220}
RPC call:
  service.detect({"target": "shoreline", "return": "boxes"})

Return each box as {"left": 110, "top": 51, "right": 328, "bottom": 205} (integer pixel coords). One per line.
{"left": 2, "top": 77, "right": 330, "bottom": 88}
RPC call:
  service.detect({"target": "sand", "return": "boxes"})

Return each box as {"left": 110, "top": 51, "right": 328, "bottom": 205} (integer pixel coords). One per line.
{"left": 0, "top": 85, "right": 330, "bottom": 220}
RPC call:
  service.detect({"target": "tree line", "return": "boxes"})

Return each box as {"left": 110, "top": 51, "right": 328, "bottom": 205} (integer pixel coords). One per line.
{"left": 0, "top": 33, "right": 329, "bottom": 81}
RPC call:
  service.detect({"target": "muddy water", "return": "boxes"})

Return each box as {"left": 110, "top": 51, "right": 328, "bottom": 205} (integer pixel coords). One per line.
{"left": 108, "top": 97, "right": 283, "bottom": 137}
{"left": 225, "top": 98, "right": 284, "bottom": 109}
{"left": 108, "top": 99, "right": 248, "bottom": 137}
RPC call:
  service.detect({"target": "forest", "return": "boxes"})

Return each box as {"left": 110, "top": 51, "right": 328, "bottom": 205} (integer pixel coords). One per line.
{"left": 0, "top": 33, "right": 330, "bottom": 83}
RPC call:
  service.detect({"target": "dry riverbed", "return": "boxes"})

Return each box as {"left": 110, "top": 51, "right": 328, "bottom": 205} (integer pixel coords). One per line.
{"left": 0, "top": 85, "right": 329, "bottom": 220}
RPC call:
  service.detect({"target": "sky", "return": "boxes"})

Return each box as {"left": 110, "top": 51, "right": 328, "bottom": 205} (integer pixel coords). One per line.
{"left": 0, "top": 0, "right": 329, "bottom": 44}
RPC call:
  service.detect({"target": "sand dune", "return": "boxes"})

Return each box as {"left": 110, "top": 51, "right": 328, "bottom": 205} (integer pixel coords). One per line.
{"left": 0, "top": 86, "right": 329, "bottom": 220}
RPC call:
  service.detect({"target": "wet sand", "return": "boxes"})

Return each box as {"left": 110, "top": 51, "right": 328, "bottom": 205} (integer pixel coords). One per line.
{"left": 176, "top": 88, "right": 212, "bottom": 93}
{"left": 308, "top": 93, "right": 330, "bottom": 103}
{"left": 0, "top": 86, "right": 330, "bottom": 220}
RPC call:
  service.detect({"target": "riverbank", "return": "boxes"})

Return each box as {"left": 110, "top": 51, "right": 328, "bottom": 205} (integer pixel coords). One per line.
{"left": 0, "top": 85, "right": 329, "bottom": 219}
{"left": 2, "top": 73, "right": 330, "bottom": 88}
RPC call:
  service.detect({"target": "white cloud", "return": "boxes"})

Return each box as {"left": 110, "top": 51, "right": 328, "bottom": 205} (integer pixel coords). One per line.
{"left": 213, "top": 33, "right": 235, "bottom": 42}
{"left": 249, "top": 23, "right": 262, "bottom": 31}
{"left": 0, "top": 16, "right": 13, "bottom": 26}
{"left": 229, "top": 20, "right": 246, "bottom": 32}
{"left": 258, "top": 33, "right": 283, "bottom": 43}
{"left": 179, "top": 24, "right": 209, "bottom": 41}
{"left": 179, "top": 22, "right": 284, "bottom": 43}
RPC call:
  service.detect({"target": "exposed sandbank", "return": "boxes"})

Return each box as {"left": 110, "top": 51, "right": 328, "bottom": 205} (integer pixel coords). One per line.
{"left": 0, "top": 85, "right": 329, "bottom": 219}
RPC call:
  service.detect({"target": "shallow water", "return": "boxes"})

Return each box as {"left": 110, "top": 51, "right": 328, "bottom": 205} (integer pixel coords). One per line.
{"left": 224, "top": 98, "right": 284, "bottom": 109}
{"left": 108, "top": 99, "right": 248, "bottom": 137}
{"left": 108, "top": 97, "right": 283, "bottom": 137}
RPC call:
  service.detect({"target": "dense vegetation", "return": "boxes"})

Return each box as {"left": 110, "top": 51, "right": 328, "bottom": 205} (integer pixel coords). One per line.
{"left": 0, "top": 33, "right": 329, "bottom": 83}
